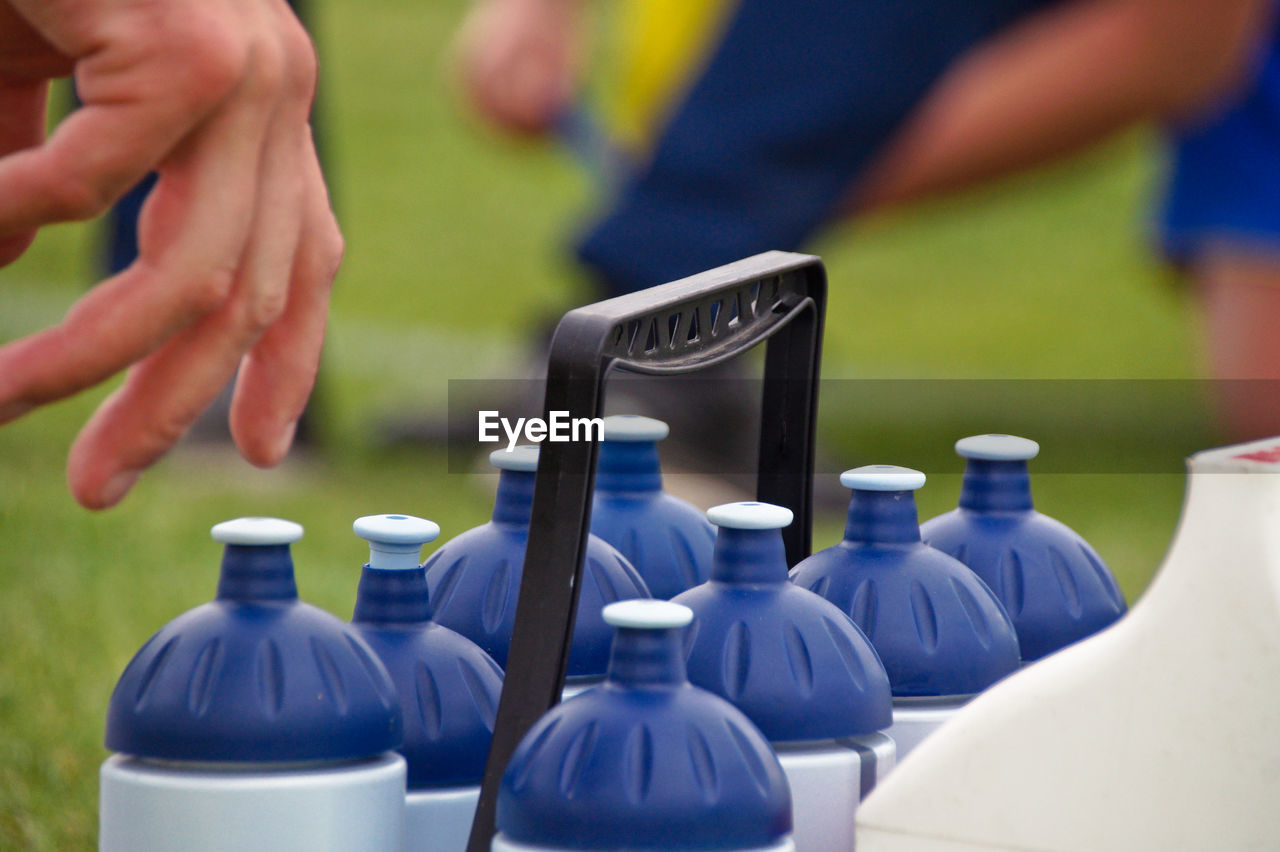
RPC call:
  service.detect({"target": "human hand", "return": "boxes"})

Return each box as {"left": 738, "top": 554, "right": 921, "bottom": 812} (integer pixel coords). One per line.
{"left": 454, "top": 0, "right": 582, "bottom": 135}
{"left": 0, "top": 0, "right": 341, "bottom": 509}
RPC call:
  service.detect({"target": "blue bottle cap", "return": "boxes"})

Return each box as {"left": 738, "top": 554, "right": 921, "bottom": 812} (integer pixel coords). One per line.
{"left": 676, "top": 503, "right": 892, "bottom": 740}
{"left": 351, "top": 514, "right": 504, "bottom": 789}
{"left": 105, "top": 518, "right": 401, "bottom": 763}
{"left": 496, "top": 599, "right": 792, "bottom": 850}
{"left": 591, "top": 417, "right": 715, "bottom": 599}
{"left": 427, "top": 448, "right": 651, "bottom": 676}
{"left": 792, "top": 476, "right": 1022, "bottom": 697}
{"left": 920, "top": 435, "right": 1126, "bottom": 662}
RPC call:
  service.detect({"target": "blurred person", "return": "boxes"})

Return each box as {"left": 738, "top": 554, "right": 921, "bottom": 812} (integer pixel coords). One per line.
{"left": 439, "top": 0, "right": 1072, "bottom": 473}
{"left": 456, "top": 0, "right": 1275, "bottom": 439}
{"left": 852, "top": 0, "right": 1280, "bottom": 439}
{"left": 0, "top": 0, "right": 340, "bottom": 509}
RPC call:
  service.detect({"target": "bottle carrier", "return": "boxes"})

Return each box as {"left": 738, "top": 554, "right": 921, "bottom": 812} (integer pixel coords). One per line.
{"left": 466, "top": 250, "right": 828, "bottom": 851}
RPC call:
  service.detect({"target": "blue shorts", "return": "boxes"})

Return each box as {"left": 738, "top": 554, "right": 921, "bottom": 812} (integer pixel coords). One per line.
{"left": 1159, "top": 14, "right": 1280, "bottom": 263}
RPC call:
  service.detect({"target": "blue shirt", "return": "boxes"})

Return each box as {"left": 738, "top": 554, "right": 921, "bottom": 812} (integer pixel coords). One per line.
{"left": 577, "top": 0, "right": 1057, "bottom": 295}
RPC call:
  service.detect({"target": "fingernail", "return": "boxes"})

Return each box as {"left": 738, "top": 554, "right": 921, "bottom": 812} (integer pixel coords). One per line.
{"left": 99, "top": 470, "right": 141, "bottom": 508}
{"left": 270, "top": 421, "right": 298, "bottom": 463}
{"left": 0, "top": 401, "right": 33, "bottom": 424}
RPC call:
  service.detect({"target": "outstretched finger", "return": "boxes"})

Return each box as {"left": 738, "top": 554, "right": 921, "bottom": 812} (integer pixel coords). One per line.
{"left": 66, "top": 28, "right": 312, "bottom": 507}
{"left": 67, "top": 134, "right": 305, "bottom": 508}
{"left": 230, "top": 140, "right": 341, "bottom": 465}
{"left": 65, "top": 310, "right": 248, "bottom": 507}
{"left": 63, "top": 113, "right": 295, "bottom": 508}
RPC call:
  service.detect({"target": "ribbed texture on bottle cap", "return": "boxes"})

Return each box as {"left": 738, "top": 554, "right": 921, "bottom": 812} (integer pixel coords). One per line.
{"left": 792, "top": 530, "right": 1022, "bottom": 697}
{"left": 922, "top": 506, "right": 1125, "bottom": 662}
{"left": 496, "top": 622, "right": 792, "bottom": 849}
{"left": 425, "top": 513, "right": 652, "bottom": 677}
{"left": 677, "top": 523, "right": 892, "bottom": 739}
{"left": 106, "top": 520, "right": 401, "bottom": 762}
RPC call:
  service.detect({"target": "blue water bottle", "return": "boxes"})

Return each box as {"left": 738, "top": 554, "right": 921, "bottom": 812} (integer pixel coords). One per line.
{"left": 492, "top": 599, "right": 795, "bottom": 852}
{"left": 920, "top": 435, "right": 1127, "bottom": 662}
{"left": 673, "top": 501, "right": 894, "bottom": 851}
{"left": 425, "top": 446, "right": 651, "bottom": 687}
{"left": 791, "top": 467, "right": 1021, "bottom": 759}
{"left": 350, "top": 513, "right": 504, "bottom": 851}
{"left": 99, "top": 518, "right": 405, "bottom": 851}
{"left": 590, "top": 415, "right": 715, "bottom": 598}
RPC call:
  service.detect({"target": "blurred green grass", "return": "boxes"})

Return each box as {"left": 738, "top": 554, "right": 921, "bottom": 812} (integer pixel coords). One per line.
{"left": 0, "top": 0, "right": 1210, "bottom": 846}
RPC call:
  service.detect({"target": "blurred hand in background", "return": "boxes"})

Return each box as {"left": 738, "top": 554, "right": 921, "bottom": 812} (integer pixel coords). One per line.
{"left": 0, "top": 0, "right": 340, "bottom": 509}
{"left": 453, "top": 0, "right": 584, "bottom": 136}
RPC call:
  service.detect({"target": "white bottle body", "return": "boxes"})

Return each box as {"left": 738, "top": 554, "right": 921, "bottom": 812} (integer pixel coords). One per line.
{"left": 775, "top": 733, "right": 895, "bottom": 852}
{"left": 560, "top": 676, "right": 601, "bottom": 700}
{"left": 886, "top": 697, "right": 968, "bottom": 762}
{"left": 492, "top": 836, "right": 797, "bottom": 852}
{"left": 405, "top": 785, "right": 480, "bottom": 851}
{"left": 99, "top": 752, "right": 406, "bottom": 852}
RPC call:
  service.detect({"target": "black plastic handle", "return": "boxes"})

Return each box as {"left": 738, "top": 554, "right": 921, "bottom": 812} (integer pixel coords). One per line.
{"left": 466, "top": 251, "right": 827, "bottom": 851}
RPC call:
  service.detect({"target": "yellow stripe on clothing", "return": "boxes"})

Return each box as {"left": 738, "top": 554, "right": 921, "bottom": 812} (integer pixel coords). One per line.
{"left": 607, "top": 0, "right": 735, "bottom": 151}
